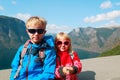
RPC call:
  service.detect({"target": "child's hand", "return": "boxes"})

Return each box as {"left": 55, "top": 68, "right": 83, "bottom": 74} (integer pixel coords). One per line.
{"left": 63, "top": 66, "right": 74, "bottom": 75}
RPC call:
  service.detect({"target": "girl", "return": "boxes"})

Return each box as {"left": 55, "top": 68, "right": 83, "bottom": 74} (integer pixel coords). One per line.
{"left": 55, "top": 32, "right": 82, "bottom": 80}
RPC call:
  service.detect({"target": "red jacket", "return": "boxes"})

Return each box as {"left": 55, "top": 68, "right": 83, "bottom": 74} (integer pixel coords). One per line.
{"left": 55, "top": 51, "right": 82, "bottom": 80}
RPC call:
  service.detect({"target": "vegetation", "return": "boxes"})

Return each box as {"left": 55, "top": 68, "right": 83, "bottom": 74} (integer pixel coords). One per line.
{"left": 99, "top": 44, "right": 120, "bottom": 57}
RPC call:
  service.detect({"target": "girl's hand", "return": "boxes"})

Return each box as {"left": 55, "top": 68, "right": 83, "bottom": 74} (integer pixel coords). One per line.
{"left": 63, "top": 66, "right": 74, "bottom": 75}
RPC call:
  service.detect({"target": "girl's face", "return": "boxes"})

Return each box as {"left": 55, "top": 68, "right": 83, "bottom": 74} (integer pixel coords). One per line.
{"left": 56, "top": 38, "right": 70, "bottom": 52}
{"left": 27, "top": 25, "right": 46, "bottom": 44}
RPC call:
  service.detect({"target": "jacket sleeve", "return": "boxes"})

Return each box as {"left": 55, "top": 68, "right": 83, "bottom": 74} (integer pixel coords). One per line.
{"left": 30, "top": 48, "right": 56, "bottom": 80}
{"left": 72, "top": 51, "right": 82, "bottom": 74}
{"left": 10, "top": 45, "right": 23, "bottom": 80}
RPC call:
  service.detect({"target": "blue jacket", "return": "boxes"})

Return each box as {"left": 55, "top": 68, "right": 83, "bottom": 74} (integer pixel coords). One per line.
{"left": 10, "top": 35, "right": 56, "bottom": 80}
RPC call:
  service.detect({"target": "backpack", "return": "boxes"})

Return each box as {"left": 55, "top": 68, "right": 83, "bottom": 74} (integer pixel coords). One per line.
{"left": 14, "top": 40, "right": 45, "bottom": 79}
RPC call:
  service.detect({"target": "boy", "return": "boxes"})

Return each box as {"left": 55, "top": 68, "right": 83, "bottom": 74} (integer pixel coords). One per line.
{"left": 10, "top": 16, "right": 56, "bottom": 80}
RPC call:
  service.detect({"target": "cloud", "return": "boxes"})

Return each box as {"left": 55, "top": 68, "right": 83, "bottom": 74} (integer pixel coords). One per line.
{"left": 100, "top": 1, "right": 112, "bottom": 9}
{"left": 100, "top": 20, "right": 120, "bottom": 28}
{"left": 46, "top": 24, "right": 73, "bottom": 33}
{"left": 15, "top": 13, "right": 31, "bottom": 21}
{"left": 84, "top": 10, "right": 120, "bottom": 23}
{"left": 0, "top": 6, "right": 4, "bottom": 11}
{"left": 12, "top": 0, "right": 16, "bottom": 5}
{"left": 15, "top": 13, "right": 73, "bottom": 33}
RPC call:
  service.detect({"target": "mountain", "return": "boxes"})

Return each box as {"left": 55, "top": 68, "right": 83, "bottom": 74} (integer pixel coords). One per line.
{"left": 99, "top": 44, "right": 120, "bottom": 57}
{"left": 69, "top": 27, "right": 120, "bottom": 58}
{"left": 1, "top": 15, "right": 120, "bottom": 70}
{"left": 0, "top": 15, "right": 29, "bottom": 69}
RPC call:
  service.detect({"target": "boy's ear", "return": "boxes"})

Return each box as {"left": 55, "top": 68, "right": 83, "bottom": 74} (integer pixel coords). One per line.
{"left": 26, "top": 29, "right": 29, "bottom": 34}
{"left": 26, "top": 29, "right": 28, "bottom": 33}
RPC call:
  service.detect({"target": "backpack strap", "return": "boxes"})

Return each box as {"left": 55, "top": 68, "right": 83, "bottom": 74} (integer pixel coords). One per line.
{"left": 69, "top": 50, "right": 74, "bottom": 59}
{"left": 21, "top": 40, "right": 31, "bottom": 58}
{"left": 14, "top": 40, "right": 46, "bottom": 78}
{"left": 14, "top": 40, "right": 30, "bottom": 79}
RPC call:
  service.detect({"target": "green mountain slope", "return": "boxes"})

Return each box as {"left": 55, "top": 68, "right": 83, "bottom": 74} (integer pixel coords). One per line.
{"left": 99, "top": 44, "right": 120, "bottom": 57}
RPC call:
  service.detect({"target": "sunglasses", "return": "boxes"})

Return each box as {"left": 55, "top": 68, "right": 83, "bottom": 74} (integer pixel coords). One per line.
{"left": 27, "top": 29, "right": 45, "bottom": 34}
{"left": 56, "top": 40, "right": 70, "bottom": 46}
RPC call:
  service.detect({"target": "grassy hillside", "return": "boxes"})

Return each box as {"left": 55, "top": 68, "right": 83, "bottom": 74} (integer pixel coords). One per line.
{"left": 99, "top": 44, "right": 120, "bottom": 57}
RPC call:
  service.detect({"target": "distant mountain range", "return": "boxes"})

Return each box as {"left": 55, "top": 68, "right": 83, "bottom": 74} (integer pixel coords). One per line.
{"left": 0, "top": 15, "right": 120, "bottom": 69}
{"left": 69, "top": 27, "right": 120, "bottom": 53}
{"left": 0, "top": 15, "right": 29, "bottom": 69}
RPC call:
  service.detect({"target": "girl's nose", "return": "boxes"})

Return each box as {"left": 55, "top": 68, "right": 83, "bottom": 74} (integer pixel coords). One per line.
{"left": 61, "top": 43, "right": 65, "bottom": 46}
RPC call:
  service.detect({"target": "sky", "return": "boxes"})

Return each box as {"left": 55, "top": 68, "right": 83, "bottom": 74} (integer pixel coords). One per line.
{"left": 0, "top": 0, "right": 120, "bottom": 33}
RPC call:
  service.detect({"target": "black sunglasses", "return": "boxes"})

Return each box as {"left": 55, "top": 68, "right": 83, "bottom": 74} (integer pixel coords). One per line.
{"left": 27, "top": 29, "right": 45, "bottom": 34}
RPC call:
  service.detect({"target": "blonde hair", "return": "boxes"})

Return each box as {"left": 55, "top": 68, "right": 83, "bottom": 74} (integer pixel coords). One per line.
{"left": 26, "top": 16, "right": 47, "bottom": 29}
{"left": 55, "top": 32, "right": 73, "bottom": 53}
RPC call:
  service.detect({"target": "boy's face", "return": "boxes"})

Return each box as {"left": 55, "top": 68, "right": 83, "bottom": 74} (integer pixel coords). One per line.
{"left": 26, "top": 25, "right": 46, "bottom": 44}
